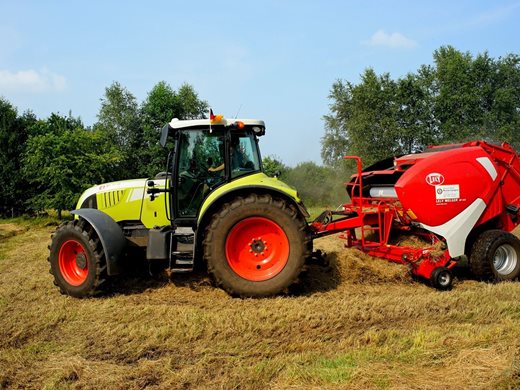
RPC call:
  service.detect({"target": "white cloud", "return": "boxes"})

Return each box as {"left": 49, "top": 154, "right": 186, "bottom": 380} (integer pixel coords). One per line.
{"left": 364, "top": 30, "right": 418, "bottom": 49}
{"left": 0, "top": 68, "right": 66, "bottom": 93}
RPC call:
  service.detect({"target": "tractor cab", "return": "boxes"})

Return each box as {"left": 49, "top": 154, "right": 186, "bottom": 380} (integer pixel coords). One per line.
{"left": 158, "top": 116, "right": 265, "bottom": 224}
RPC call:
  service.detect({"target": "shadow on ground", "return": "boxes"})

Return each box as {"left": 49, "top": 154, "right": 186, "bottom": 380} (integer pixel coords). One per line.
{"left": 108, "top": 254, "right": 215, "bottom": 296}
{"left": 289, "top": 251, "right": 342, "bottom": 296}
{"left": 107, "top": 250, "right": 343, "bottom": 298}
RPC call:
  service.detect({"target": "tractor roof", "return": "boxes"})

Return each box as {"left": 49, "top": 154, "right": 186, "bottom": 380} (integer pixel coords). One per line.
{"left": 168, "top": 118, "right": 265, "bottom": 129}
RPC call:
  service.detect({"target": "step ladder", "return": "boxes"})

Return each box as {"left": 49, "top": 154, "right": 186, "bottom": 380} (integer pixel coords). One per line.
{"left": 170, "top": 227, "right": 194, "bottom": 273}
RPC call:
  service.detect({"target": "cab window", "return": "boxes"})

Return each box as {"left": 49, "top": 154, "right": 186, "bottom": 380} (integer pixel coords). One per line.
{"left": 230, "top": 132, "right": 261, "bottom": 179}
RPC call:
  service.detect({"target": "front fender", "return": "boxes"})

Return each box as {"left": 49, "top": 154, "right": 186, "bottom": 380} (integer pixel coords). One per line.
{"left": 71, "top": 209, "right": 127, "bottom": 275}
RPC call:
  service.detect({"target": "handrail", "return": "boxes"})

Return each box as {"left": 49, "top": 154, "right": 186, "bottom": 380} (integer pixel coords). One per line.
{"left": 344, "top": 156, "right": 363, "bottom": 208}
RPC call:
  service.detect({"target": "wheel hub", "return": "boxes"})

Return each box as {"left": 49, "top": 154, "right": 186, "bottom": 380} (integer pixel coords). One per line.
{"left": 76, "top": 253, "right": 87, "bottom": 270}
{"left": 493, "top": 244, "right": 518, "bottom": 276}
{"left": 250, "top": 238, "right": 267, "bottom": 255}
{"left": 438, "top": 272, "right": 451, "bottom": 286}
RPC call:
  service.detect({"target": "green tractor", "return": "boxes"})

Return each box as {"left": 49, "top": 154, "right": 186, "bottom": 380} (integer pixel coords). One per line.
{"left": 49, "top": 115, "right": 312, "bottom": 297}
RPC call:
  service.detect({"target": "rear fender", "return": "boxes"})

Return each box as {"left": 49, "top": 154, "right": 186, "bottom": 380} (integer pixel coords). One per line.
{"left": 71, "top": 209, "right": 127, "bottom": 275}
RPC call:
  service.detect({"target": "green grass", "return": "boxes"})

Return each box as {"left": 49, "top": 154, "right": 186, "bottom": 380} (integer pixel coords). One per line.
{"left": 0, "top": 211, "right": 72, "bottom": 228}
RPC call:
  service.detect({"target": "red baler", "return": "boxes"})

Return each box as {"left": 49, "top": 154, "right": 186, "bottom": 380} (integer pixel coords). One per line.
{"left": 311, "top": 140, "right": 520, "bottom": 289}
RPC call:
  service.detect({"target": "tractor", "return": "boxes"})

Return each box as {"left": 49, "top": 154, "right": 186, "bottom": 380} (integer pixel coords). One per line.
{"left": 49, "top": 114, "right": 311, "bottom": 297}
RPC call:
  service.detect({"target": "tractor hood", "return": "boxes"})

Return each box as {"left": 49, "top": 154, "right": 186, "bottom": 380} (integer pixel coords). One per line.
{"left": 77, "top": 179, "right": 148, "bottom": 210}
{"left": 75, "top": 178, "right": 169, "bottom": 227}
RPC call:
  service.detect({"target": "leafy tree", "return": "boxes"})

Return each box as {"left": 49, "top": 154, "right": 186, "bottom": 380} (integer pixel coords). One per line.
{"left": 323, "top": 46, "right": 520, "bottom": 166}
{"left": 323, "top": 69, "right": 401, "bottom": 166}
{"left": 176, "top": 83, "right": 209, "bottom": 120}
{"left": 262, "top": 155, "right": 288, "bottom": 177}
{"left": 23, "top": 113, "right": 122, "bottom": 218}
{"left": 433, "top": 46, "right": 482, "bottom": 141}
{"left": 0, "top": 99, "right": 36, "bottom": 216}
{"left": 395, "top": 69, "right": 439, "bottom": 153}
{"left": 284, "top": 161, "right": 346, "bottom": 207}
{"left": 96, "top": 82, "right": 141, "bottom": 178}
{"left": 138, "top": 82, "right": 208, "bottom": 177}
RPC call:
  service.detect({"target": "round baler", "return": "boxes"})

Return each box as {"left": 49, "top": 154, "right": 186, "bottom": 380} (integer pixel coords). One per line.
{"left": 311, "top": 140, "right": 520, "bottom": 289}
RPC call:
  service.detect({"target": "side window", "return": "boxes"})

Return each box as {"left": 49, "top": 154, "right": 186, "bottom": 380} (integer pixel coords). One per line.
{"left": 230, "top": 133, "right": 261, "bottom": 179}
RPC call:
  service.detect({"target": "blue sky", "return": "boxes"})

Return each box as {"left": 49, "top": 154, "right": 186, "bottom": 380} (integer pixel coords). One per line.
{"left": 1, "top": 0, "right": 519, "bottom": 166}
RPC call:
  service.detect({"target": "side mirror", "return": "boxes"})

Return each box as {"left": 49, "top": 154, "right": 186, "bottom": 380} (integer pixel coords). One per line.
{"left": 160, "top": 124, "right": 171, "bottom": 147}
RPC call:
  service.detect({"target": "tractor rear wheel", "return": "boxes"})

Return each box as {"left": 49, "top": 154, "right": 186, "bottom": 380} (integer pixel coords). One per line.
{"left": 48, "top": 219, "right": 107, "bottom": 297}
{"left": 203, "top": 194, "right": 310, "bottom": 297}
{"left": 469, "top": 230, "right": 520, "bottom": 281}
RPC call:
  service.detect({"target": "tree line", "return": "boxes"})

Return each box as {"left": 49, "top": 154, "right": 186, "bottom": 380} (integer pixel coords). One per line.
{"left": 322, "top": 46, "right": 520, "bottom": 166}
{"left": 269, "top": 46, "right": 520, "bottom": 208}
{"left": 0, "top": 82, "right": 208, "bottom": 218}
{"left": 1, "top": 46, "right": 519, "bottom": 217}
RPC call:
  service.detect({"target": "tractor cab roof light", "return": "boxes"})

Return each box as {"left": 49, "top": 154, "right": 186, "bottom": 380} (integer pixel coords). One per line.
{"left": 252, "top": 126, "right": 265, "bottom": 136}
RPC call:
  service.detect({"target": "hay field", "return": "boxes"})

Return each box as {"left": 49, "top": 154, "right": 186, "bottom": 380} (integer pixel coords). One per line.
{"left": 0, "top": 220, "right": 519, "bottom": 389}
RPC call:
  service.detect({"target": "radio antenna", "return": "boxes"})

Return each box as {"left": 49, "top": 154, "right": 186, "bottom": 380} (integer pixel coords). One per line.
{"left": 234, "top": 104, "right": 243, "bottom": 119}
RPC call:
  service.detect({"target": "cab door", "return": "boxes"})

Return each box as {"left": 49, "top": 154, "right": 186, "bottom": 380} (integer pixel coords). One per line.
{"left": 141, "top": 177, "right": 171, "bottom": 227}
{"left": 173, "top": 128, "right": 226, "bottom": 221}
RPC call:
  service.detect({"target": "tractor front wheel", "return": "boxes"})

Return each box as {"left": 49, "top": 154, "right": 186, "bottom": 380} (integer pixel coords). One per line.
{"left": 470, "top": 230, "right": 520, "bottom": 282}
{"left": 203, "top": 194, "right": 310, "bottom": 297}
{"left": 48, "top": 219, "right": 107, "bottom": 297}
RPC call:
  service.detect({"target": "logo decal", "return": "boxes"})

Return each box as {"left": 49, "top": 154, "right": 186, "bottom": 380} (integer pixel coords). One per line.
{"left": 426, "top": 173, "right": 445, "bottom": 186}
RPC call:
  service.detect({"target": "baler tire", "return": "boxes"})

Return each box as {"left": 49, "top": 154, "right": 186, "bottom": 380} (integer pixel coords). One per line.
{"left": 469, "top": 230, "right": 520, "bottom": 282}
{"left": 48, "top": 219, "right": 107, "bottom": 297}
{"left": 203, "top": 194, "right": 310, "bottom": 297}
{"left": 430, "top": 267, "right": 453, "bottom": 291}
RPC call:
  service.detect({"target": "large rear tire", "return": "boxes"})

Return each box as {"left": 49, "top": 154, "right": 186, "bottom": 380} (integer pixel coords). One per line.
{"left": 203, "top": 194, "right": 310, "bottom": 297}
{"left": 469, "top": 230, "right": 520, "bottom": 282}
{"left": 48, "top": 219, "right": 107, "bottom": 297}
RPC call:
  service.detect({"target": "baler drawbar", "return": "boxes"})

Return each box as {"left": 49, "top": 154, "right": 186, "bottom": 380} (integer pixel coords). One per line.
{"left": 310, "top": 140, "right": 520, "bottom": 290}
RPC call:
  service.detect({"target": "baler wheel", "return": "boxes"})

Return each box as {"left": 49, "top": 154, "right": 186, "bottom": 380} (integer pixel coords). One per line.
{"left": 430, "top": 267, "right": 453, "bottom": 291}
{"left": 470, "top": 230, "right": 520, "bottom": 282}
{"left": 203, "top": 194, "right": 310, "bottom": 297}
{"left": 48, "top": 219, "right": 107, "bottom": 297}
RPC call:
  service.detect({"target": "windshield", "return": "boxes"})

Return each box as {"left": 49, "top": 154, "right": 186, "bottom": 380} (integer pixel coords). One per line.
{"left": 230, "top": 132, "right": 261, "bottom": 179}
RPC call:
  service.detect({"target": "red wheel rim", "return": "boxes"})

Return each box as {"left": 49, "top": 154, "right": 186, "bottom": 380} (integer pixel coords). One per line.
{"left": 225, "top": 217, "right": 289, "bottom": 281}
{"left": 58, "top": 240, "right": 89, "bottom": 286}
